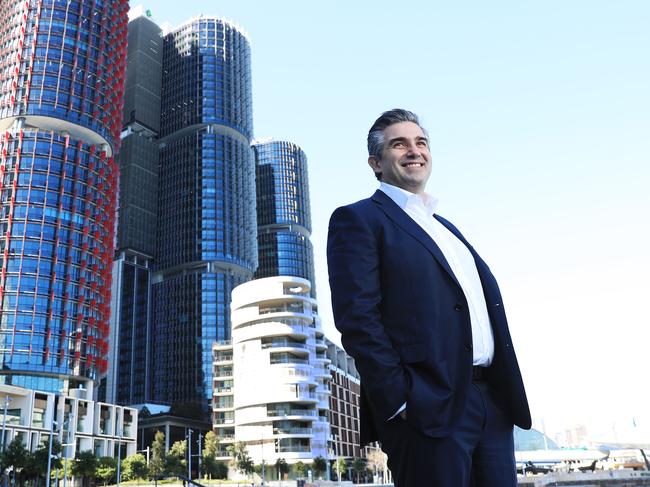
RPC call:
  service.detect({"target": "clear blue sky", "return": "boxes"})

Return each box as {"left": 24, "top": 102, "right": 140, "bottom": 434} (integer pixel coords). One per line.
{"left": 134, "top": 1, "right": 650, "bottom": 442}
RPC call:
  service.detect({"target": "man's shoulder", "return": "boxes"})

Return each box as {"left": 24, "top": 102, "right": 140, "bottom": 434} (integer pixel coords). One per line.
{"left": 338, "top": 195, "right": 376, "bottom": 211}
{"left": 333, "top": 190, "right": 388, "bottom": 213}
{"left": 330, "top": 193, "right": 383, "bottom": 221}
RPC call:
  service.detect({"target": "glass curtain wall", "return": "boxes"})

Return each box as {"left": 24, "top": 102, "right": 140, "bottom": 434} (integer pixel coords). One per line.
{"left": 253, "top": 140, "right": 315, "bottom": 296}
{"left": 0, "top": 0, "right": 128, "bottom": 392}
{"left": 153, "top": 17, "right": 256, "bottom": 413}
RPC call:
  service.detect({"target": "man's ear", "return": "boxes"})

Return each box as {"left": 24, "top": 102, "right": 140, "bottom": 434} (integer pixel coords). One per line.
{"left": 368, "top": 156, "right": 381, "bottom": 175}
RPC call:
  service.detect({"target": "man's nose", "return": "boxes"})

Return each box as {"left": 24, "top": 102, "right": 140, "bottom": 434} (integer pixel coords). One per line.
{"left": 406, "top": 142, "right": 421, "bottom": 156}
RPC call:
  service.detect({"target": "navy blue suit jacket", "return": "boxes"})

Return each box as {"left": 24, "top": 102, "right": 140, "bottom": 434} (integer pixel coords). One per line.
{"left": 327, "top": 190, "right": 531, "bottom": 445}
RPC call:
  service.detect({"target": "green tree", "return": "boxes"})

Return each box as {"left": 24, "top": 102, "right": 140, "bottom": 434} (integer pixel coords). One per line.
{"left": 72, "top": 450, "right": 98, "bottom": 487}
{"left": 165, "top": 440, "right": 186, "bottom": 476}
{"left": 312, "top": 456, "right": 327, "bottom": 479}
{"left": 1, "top": 437, "right": 30, "bottom": 485}
{"left": 95, "top": 457, "right": 117, "bottom": 486}
{"left": 121, "top": 453, "right": 148, "bottom": 480}
{"left": 213, "top": 461, "right": 228, "bottom": 479}
{"left": 29, "top": 438, "right": 63, "bottom": 484}
{"left": 59, "top": 458, "right": 74, "bottom": 485}
{"left": 148, "top": 430, "right": 166, "bottom": 479}
{"left": 335, "top": 458, "right": 347, "bottom": 481}
{"left": 366, "top": 448, "right": 386, "bottom": 482}
{"left": 294, "top": 461, "right": 306, "bottom": 479}
{"left": 352, "top": 457, "right": 367, "bottom": 483}
{"left": 227, "top": 442, "right": 253, "bottom": 476}
{"left": 275, "top": 457, "right": 289, "bottom": 480}
{"left": 201, "top": 431, "right": 219, "bottom": 478}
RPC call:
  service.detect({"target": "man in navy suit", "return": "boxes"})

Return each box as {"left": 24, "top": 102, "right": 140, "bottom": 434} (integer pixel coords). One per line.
{"left": 327, "top": 109, "right": 531, "bottom": 486}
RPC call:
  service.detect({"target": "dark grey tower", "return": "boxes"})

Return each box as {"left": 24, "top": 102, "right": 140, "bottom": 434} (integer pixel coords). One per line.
{"left": 152, "top": 17, "right": 256, "bottom": 413}
{"left": 107, "top": 9, "right": 162, "bottom": 405}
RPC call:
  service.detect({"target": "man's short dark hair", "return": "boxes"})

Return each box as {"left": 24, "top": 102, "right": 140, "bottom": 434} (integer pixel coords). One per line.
{"left": 367, "top": 109, "right": 427, "bottom": 181}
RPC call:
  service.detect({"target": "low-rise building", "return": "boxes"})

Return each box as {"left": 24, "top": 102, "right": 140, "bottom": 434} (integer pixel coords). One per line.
{"left": 325, "top": 339, "right": 361, "bottom": 459}
{"left": 0, "top": 384, "right": 137, "bottom": 459}
{"left": 212, "top": 276, "right": 330, "bottom": 473}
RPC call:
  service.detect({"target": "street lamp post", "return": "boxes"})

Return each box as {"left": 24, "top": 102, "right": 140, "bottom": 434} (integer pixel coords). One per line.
{"left": 261, "top": 430, "right": 265, "bottom": 486}
{"left": 198, "top": 433, "right": 202, "bottom": 480}
{"left": 187, "top": 429, "right": 193, "bottom": 481}
{"left": 1, "top": 395, "right": 12, "bottom": 487}
{"left": 334, "top": 434, "right": 341, "bottom": 487}
{"left": 46, "top": 418, "right": 57, "bottom": 487}
{"left": 1, "top": 396, "right": 12, "bottom": 453}
{"left": 325, "top": 437, "right": 331, "bottom": 481}
{"left": 62, "top": 407, "right": 75, "bottom": 487}
{"left": 116, "top": 422, "right": 123, "bottom": 487}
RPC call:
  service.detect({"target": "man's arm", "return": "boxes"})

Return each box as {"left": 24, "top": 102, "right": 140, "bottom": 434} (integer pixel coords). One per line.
{"left": 327, "top": 205, "right": 409, "bottom": 421}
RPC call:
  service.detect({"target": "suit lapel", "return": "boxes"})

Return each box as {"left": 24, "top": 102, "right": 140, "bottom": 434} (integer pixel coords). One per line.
{"left": 371, "top": 190, "right": 461, "bottom": 289}
{"left": 435, "top": 214, "right": 502, "bottom": 311}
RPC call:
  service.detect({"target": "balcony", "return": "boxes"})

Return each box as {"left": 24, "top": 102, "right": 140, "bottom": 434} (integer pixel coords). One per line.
{"left": 214, "top": 369, "right": 233, "bottom": 378}
{"left": 213, "top": 354, "right": 233, "bottom": 363}
{"left": 313, "top": 354, "right": 331, "bottom": 365}
{"left": 213, "top": 387, "right": 233, "bottom": 394}
{"left": 277, "top": 445, "right": 311, "bottom": 453}
{"left": 273, "top": 427, "right": 312, "bottom": 436}
{"left": 259, "top": 302, "right": 305, "bottom": 315}
{"left": 270, "top": 354, "right": 309, "bottom": 366}
{"left": 262, "top": 339, "right": 308, "bottom": 351}
{"left": 214, "top": 418, "right": 235, "bottom": 425}
{"left": 267, "top": 408, "right": 316, "bottom": 418}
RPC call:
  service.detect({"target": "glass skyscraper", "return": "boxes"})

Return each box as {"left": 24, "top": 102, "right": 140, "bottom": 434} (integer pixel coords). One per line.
{"left": 0, "top": 0, "right": 128, "bottom": 393}
{"left": 106, "top": 8, "right": 162, "bottom": 406}
{"left": 152, "top": 17, "right": 256, "bottom": 412}
{"left": 253, "top": 140, "right": 315, "bottom": 295}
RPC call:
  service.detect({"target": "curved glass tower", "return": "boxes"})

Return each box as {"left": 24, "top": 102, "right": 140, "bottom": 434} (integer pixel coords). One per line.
{"left": 0, "top": 0, "right": 128, "bottom": 392}
{"left": 153, "top": 17, "right": 256, "bottom": 411}
{"left": 253, "top": 140, "right": 315, "bottom": 295}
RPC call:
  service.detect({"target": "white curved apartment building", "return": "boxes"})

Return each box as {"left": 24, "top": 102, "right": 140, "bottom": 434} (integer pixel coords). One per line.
{"left": 216, "top": 276, "right": 330, "bottom": 467}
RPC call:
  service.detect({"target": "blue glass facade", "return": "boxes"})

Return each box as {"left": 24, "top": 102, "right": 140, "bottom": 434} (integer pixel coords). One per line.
{"left": 253, "top": 141, "right": 315, "bottom": 295}
{"left": 112, "top": 257, "right": 150, "bottom": 404}
{"left": 0, "top": 0, "right": 128, "bottom": 392}
{"left": 0, "top": 0, "right": 127, "bottom": 146}
{"left": 153, "top": 17, "right": 256, "bottom": 411}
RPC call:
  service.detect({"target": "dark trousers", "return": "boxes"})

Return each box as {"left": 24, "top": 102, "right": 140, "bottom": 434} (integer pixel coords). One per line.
{"left": 379, "top": 381, "right": 517, "bottom": 487}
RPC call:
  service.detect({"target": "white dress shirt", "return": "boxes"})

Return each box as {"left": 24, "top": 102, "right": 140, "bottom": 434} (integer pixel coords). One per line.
{"left": 379, "top": 182, "right": 495, "bottom": 418}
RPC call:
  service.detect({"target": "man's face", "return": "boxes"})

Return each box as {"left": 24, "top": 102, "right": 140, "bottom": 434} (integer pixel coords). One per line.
{"left": 368, "top": 121, "right": 431, "bottom": 194}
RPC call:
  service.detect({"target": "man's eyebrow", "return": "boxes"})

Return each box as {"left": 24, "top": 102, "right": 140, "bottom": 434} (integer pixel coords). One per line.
{"left": 387, "top": 136, "right": 429, "bottom": 145}
{"left": 387, "top": 137, "right": 407, "bottom": 145}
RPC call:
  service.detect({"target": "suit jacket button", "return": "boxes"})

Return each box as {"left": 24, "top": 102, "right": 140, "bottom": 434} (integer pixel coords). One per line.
{"left": 454, "top": 304, "right": 463, "bottom": 311}
{"left": 465, "top": 344, "right": 472, "bottom": 351}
